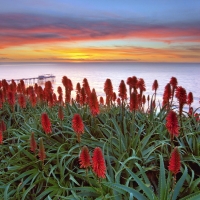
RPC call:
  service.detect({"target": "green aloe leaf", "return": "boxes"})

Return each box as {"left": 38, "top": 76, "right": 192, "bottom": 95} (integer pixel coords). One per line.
{"left": 125, "top": 167, "right": 155, "bottom": 200}
{"left": 103, "top": 182, "right": 148, "bottom": 200}
{"left": 158, "top": 154, "right": 167, "bottom": 200}
{"left": 179, "top": 191, "right": 200, "bottom": 200}
{"left": 172, "top": 165, "right": 188, "bottom": 200}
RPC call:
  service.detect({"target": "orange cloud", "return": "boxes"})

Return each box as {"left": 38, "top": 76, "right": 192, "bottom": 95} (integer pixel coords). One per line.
{"left": 0, "top": 13, "right": 200, "bottom": 49}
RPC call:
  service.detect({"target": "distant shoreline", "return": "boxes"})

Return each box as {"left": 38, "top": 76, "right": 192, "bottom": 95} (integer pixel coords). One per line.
{"left": 0, "top": 61, "right": 200, "bottom": 65}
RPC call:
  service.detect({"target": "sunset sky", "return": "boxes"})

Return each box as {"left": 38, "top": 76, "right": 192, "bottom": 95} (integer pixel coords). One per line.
{"left": 0, "top": 0, "right": 200, "bottom": 63}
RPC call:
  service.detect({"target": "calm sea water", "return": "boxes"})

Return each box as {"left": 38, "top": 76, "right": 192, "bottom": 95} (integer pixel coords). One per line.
{"left": 0, "top": 62, "right": 200, "bottom": 111}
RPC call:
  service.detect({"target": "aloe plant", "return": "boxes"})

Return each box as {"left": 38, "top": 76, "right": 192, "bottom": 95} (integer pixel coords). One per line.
{"left": 0, "top": 76, "right": 200, "bottom": 199}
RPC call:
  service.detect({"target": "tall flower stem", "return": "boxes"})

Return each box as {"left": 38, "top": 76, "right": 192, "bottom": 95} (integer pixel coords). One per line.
{"left": 38, "top": 137, "right": 46, "bottom": 170}
{"left": 97, "top": 179, "right": 104, "bottom": 196}
{"left": 170, "top": 136, "right": 174, "bottom": 152}
{"left": 175, "top": 86, "right": 187, "bottom": 136}
{"left": 179, "top": 114, "right": 183, "bottom": 136}
{"left": 170, "top": 175, "right": 176, "bottom": 200}
{"left": 121, "top": 100, "right": 124, "bottom": 118}
{"left": 127, "top": 112, "right": 135, "bottom": 153}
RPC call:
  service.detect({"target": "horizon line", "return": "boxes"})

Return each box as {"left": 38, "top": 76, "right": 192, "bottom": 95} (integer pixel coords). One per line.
{"left": 1, "top": 61, "right": 200, "bottom": 65}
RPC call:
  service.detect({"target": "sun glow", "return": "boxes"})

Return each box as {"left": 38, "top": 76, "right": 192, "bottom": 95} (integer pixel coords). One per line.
{"left": 1, "top": 42, "right": 200, "bottom": 63}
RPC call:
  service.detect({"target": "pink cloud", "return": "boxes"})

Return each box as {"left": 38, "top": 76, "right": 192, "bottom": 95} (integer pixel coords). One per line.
{"left": 0, "top": 13, "right": 200, "bottom": 49}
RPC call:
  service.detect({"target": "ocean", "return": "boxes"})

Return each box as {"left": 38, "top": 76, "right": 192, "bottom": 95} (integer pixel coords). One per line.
{"left": 0, "top": 62, "right": 199, "bottom": 111}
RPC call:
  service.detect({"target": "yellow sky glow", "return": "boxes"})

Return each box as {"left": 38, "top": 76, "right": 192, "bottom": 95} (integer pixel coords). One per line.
{"left": 2, "top": 43, "right": 199, "bottom": 63}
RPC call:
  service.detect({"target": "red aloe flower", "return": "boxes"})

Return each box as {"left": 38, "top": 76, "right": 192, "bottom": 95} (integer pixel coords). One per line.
{"left": 62, "top": 76, "right": 68, "bottom": 87}
{"left": 166, "top": 110, "right": 179, "bottom": 139}
{"left": 112, "top": 92, "right": 117, "bottom": 102}
{"left": 118, "top": 80, "right": 127, "bottom": 101}
{"left": 72, "top": 113, "right": 84, "bottom": 142}
{"left": 72, "top": 114, "right": 84, "bottom": 133}
{"left": 7, "top": 91, "right": 15, "bottom": 108}
{"left": 176, "top": 86, "right": 187, "bottom": 105}
{"left": 162, "top": 83, "right": 171, "bottom": 107}
{"left": 187, "top": 92, "right": 193, "bottom": 107}
{"left": 152, "top": 79, "right": 158, "bottom": 92}
{"left": 30, "top": 132, "right": 37, "bottom": 153}
{"left": 89, "top": 89, "right": 99, "bottom": 116}
{"left": 117, "top": 98, "right": 121, "bottom": 105}
{"left": 20, "top": 79, "right": 26, "bottom": 94}
{"left": 62, "top": 76, "right": 73, "bottom": 103}
{"left": 170, "top": 77, "right": 178, "bottom": 90}
{"left": 80, "top": 87, "right": 86, "bottom": 105}
{"left": 38, "top": 137, "right": 46, "bottom": 162}
{"left": 53, "top": 93, "right": 57, "bottom": 104}
{"left": 195, "top": 113, "right": 200, "bottom": 122}
{"left": 2, "top": 79, "right": 8, "bottom": 97}
{"left": 58, "top": 106, "right": 64, "bottom": 120}
{"left": 130, "top": 92, "right": 138, "bottom": 112}
{"left": 131, "top": 76, "right": 138, "bottom": 89}
{"left": 62, "top": 76, "right": 73, "bottom": 91}
{"left": 79, "top": 146, "right": 91, "bottom": 168}
{"left": 168, "top": 147, "right": 181, "bottom": 175}
{"left": 34, "top": 83, "right": 38, "bottom": 92}
{"left": 99, "top": 96, "right": 104, "bottom": 105}
{"left": 41, "top": 113, "right": 52, "bottom": 134}
{"left": 48, "top": 93, "right": 54, "bottom": 107}
{"left": 104, "top": 79, "right": 113, "bottom": 106}
{"left": 0, "top": 130, "right": 3, "bottom": 144}
{"left": 137, "top": 78, "right": 146, "bottom": 108}
{"left": 18, "top": 94, "right": 26, "bottom": 108}
{"left": 75, "top": 84, "right": 81, "bottom": 103}
{"left": 36, "top": 86, "right": 44, "bottom": 103}
{"left": 44, "top": 81, "right": 53, "bottom": 104}
{"left": 0, "top": 89, "right": 5, "bottom": 104}
{"left": 17, "top": 83, "right": 21, "bottom": 93}
{"left": 76, "top": 82, "right": 81, "bottom": 94}
{"left": 58, "top": 94, "right": 63, "bottom": 105}
{"left": 188, "top": 107, "right": 193, "bottom": 116}
{"left": 27, "top": 86, "right": 34, "bottom": 96}
{"left": 57, "top": 86, "right": 63, "bottom": 96}
{"left": 83, "top": 78, "right": 91, "bottom": 98}
{"left": 170, "top": 76, "right": 178, "bottom": 104}
{"left": 127, "top": 76, "right": 138, "bottom": 96}
{"left": 152, "top": 79, "right": 158, "bottom": 102}
{"left": 9, "top": 81, "right": 17, "bottom": 93}
{"left": 45, "top": 81, "right": 53, "bottom": 93}
{"left": 175, "top": 86, "right": 187, "bottom": 115}
{"left": 29, "top": 92, "right": 37, "bottom": 107}
{"left": 57, "top": 86, "right": 63, "bottom": 105}
{"left": 126, "top": 77, "right": 132, "bottom": 97}
{"left": 92, "top": 147, "right": 106, "bottom": 179}
{"left": 137, "top": 78, "right": 146, "bottom": 93}
{"left": 126, "top": 77, "right": 132, "bottom": 86}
